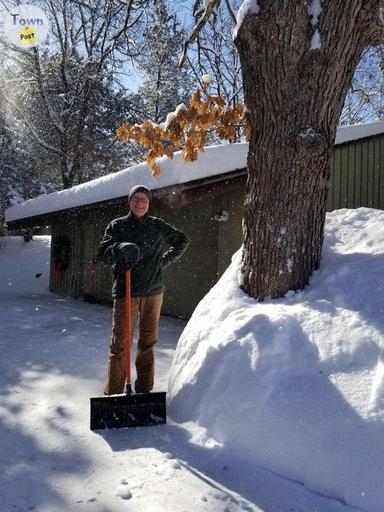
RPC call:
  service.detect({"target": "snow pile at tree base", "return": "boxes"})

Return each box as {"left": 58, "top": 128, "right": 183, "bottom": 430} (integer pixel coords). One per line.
{"left": 168, "top": 208, "right": 384, "bottom": 512}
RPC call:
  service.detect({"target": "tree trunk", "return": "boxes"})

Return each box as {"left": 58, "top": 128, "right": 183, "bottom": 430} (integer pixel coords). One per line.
{"left": 235, "top": 0, "right": 382, "bottom": 300}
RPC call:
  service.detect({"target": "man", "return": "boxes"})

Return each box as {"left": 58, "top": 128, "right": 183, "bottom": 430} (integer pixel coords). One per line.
{"left": 98, "top": 185, "right": 189, "bottom": 395}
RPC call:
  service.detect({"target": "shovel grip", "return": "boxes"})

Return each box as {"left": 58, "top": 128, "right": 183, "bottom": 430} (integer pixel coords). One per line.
{"left": 125, "top": 270, "right": 132, "bottom": 387}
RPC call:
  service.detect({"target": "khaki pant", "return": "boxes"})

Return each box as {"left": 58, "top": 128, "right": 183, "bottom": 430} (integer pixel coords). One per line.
{"left": 104, "top": 294, "right": 163, "bottom": 395}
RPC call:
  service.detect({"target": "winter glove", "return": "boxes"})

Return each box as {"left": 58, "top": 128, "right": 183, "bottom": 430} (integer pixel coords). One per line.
{"left": 116, "top": 243, "right": 140, "bottom": 271}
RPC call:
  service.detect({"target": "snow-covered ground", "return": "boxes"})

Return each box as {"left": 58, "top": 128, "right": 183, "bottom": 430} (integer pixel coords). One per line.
{"left": 0, "top": 209, "right": 383, "bottom": 512}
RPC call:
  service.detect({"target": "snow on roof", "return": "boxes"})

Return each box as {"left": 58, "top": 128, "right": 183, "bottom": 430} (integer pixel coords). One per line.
{"left": 5, "top": 143, "right": 248, "bottom": 223}
{"left": 335, "top": 121, "right": 384, "bottom": 145}
{"left": 5, "top": 122, "right": 384, "bottom": 223}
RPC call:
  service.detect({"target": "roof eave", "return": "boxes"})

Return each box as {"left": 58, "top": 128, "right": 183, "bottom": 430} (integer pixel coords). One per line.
{"left": 6, "top": 166, "right": 248, "bottom": 230}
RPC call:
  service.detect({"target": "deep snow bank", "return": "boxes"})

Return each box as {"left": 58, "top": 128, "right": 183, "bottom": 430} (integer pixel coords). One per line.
{"left": 168, "top": 208, "right": 384, "bottom": 512}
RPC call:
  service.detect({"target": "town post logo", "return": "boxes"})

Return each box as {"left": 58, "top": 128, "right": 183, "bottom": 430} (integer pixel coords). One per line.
{"left": 3, "top": 5, "right": 49, "bottom": 48}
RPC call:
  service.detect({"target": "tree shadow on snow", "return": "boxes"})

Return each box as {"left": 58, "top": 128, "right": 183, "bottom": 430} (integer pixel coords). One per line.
{"left": 0, "top": 295, "right": 111, "bottom": 510}
{"left": 0, "top": 412, "right": 92, "bottom": 511}
{"left": 0, "top": 293, "right": 186, "bottom": 510}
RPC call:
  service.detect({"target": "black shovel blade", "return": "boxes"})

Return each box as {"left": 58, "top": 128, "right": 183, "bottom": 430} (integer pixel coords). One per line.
{"left": 90, "top": 392, "right": 166, "bottom": 430}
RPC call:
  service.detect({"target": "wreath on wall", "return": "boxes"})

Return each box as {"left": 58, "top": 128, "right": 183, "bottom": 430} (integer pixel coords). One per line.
{"left": 51, "top": 234, "right": 72, "bottom": 281}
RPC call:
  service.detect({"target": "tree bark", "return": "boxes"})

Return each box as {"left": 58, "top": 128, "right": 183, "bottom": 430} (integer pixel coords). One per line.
{"left": 235, "top": 0, "right": 382, "bottom": 300}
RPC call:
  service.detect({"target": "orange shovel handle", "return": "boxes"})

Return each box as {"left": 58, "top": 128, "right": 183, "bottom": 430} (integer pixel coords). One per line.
{"left": 125, "top": 270, "right": 132, "bottom": 388}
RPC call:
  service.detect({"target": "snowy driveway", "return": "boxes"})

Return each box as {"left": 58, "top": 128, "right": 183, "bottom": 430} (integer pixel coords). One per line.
{"left": 0, "top": 293, "right": 353, "bottom": 512}
{"left": 0, "top": 237, "right": 358, "bottom": 512}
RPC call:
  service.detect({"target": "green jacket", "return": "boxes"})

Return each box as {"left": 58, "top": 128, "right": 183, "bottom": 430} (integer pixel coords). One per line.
{"left": 98, "top": 212, "right": 189, "bottom": 298}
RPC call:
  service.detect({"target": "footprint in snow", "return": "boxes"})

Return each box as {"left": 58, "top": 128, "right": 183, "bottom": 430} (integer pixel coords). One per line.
{"left": 116, "top": 487, "right": 132, "bottom": 500}
{"left": 117, "top": 480, "right": 132, "bottom": 499}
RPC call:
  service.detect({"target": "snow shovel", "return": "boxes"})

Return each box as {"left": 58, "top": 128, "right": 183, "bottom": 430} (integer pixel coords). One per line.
{"left": 90, "top": 270, "right": 166, "bottom": 430}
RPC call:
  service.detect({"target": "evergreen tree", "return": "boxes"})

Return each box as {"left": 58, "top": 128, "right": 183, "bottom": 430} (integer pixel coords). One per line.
{"left": 0, "top": 99, "right": 54, "bottom": 225}
{"left": 0, "top": 0, "right": 151, "bottom": 190}
{"left": 137, "top": 0, "right": 194, "bottom": 124}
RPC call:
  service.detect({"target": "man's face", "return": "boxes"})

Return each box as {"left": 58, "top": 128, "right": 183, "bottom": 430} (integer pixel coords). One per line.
{"left": 129, "top": 192, "right": 150, "bottom": 218}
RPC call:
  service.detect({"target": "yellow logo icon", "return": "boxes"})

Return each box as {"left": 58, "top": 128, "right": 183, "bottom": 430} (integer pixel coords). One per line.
{"left": 18, "top": 26, "right": 37, "bottom": 45}
{"left": 4, "top": 5, "right": 49, "bottom": 48}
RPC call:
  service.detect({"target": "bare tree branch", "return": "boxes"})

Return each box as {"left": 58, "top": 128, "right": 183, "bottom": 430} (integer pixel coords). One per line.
{"left": 224, "top": 0, "right": 237, "bottom": 24}
{"left": 179, "top": 0, "right": 221, "bottom": 67}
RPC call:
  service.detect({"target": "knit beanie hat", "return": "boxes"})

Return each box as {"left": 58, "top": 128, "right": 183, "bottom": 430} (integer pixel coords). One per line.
{"left": 128, "top": 185, "right": 152, "bottom": 203}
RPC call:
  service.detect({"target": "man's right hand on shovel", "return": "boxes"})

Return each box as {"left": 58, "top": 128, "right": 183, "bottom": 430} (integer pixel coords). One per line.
{"left": 116, "top": 242, "right": 140, "bottom": 271}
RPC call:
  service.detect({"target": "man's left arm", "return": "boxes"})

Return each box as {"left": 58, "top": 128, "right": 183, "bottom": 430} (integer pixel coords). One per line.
{"left": 161, "top": 221, "right": 190, "bottom": 269}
